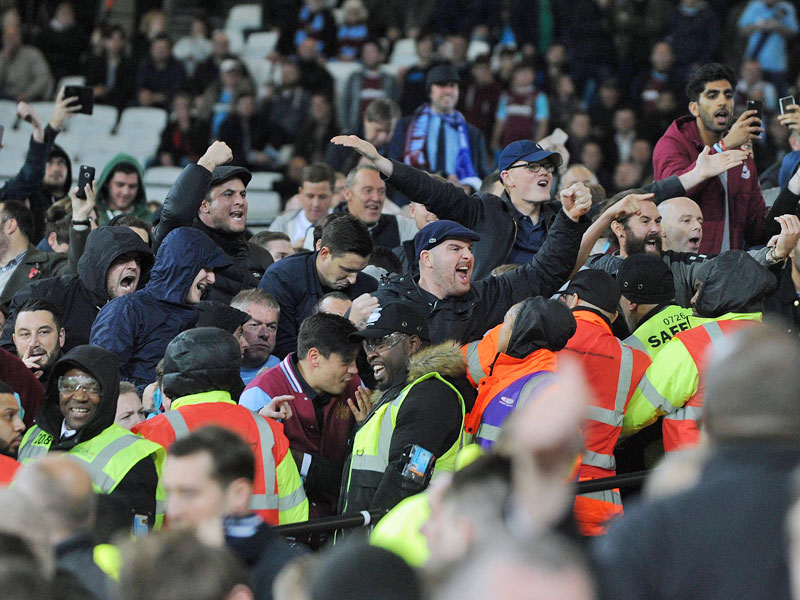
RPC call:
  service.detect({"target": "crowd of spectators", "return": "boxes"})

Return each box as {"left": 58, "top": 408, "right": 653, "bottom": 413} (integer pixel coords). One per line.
{"left": 2, "top": 0, "right": 800, "bottom": 599}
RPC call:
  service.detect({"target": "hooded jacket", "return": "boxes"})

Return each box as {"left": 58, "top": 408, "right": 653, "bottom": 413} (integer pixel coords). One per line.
{"left": 161, "top": 327, "right": 245, "bottom": 402}
{"left": 0, "top": 226, "right": 153, "bottom": 353}
{"left": 462, "top": 297, "right": 576, "bottom": 439}
{"left": 154, "top": 163, "right": 274, "bottom": 304}
{"left": 29, "top": 143, "right": 72, "bottom": 244}
{"left": 95, "top": 153, "right": 152, "bottom": 225}
{"left": 693, "top": 250, "right": 777, "bottom": 318}
{"left": 19, "top": 345, "right": 161, "bottom": 540}
{"left": 89, "top": 227, "right": 232, "bottom": 387}
{"left": 341, "top": 342, "right": 476, "bottom": 514}
{"left": 653, "top": 116, "right": 766, "bottom": 254}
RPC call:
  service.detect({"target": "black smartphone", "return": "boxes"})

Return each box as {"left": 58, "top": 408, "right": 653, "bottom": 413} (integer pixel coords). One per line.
{"left": 780, "top": 96, "right": 797, "bottom": 115}
{"left": 64, "top": 85, "right": 94, "bottom": 115}
{"left": 746, "top": 99, "right": 763, "bottom": 122}
{"left": 76, "top": 165, "right": 95, "bottom": 200}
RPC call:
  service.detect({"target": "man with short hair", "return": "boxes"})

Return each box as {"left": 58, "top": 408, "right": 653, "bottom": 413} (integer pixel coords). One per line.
{"left": 342, "top": 302, "right": 470, "bottom": 515}
{"left": 12, "top": 298, "right": 64, "bottom": 385}
{"left": 30, "top": 144, "right": 72, "bottom": 245}
{"left": 388, "top": 63, "right": 489, "bottom": 193}
{"left": 250, "top": 231, "right": 294, "bottom": 262}
{"left": 90, "top": 227, "right": 232, "bottom": 386}
{"left": 341, "top": 164, "right": 418, "bottom": 248}
{"left": 133, "top": 327, "right": 309, "bottom": 526}
{"left": 0, "top": 200, "right": 69, "bottom": 312}
{"left": 558, "top": 269, "right": 652, "bottom": 535}
{"left": 260, "top": 213, "right": 377, "bottom": 358}
{"left": 155, "top": 141, "right": 274, "bottom": 303}
{"left": 658, "top": 196, "right": 704, "bottom": 253}
{"left": 135, "top": 33, "right": 186, "bottom": 109}
{"left": 115, "top": 381, "right": 146, "bottom": 430}
{"left": 595, "top": 325, "right": 800, "bottom": 600}
{"left": 0, "top": 20, "right": 53, "bottom": 101}
{"left": 326, "top": 98, "right": 401, "bottom": 175}
{"left": 269, "top": 163, "right": 335, "bottom": 247}
{"left": 95, "top": 155, "right": 151, "bottom": 225}
{"left": 159, "top": 427, "right": 299, "bottom": 600}
{"left": 0, "top": 381, "right": 25, "bottom": 460}
{"left": 230, "top": 289, "right": 281, "bottom": 385}
{"left": 618, "top": 254, "right": 695, "bottom": 359}
{"left": 653, "top": 62, "right": 767, "bottom": 253}
{"left": 339, "top": 41, "right": 400, "bottom": 133}
{"left": 17, "top": 345, "right": 166, "bottom": 538}
{"left": 243, "top": 312, "right": 363, "bottom": 517}
{"left": 13, "top": 455, "right": 113, "bottom": 599}
{"left": 313, "top": 291, "right": 352, "bottom": 316}
{"left": 1, "top": 225, "right": 153, "bottom": 353}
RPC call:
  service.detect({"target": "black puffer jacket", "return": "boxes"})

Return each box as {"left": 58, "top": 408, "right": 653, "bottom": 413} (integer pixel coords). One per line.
{"left": 693, "top": 250, "right": 777, "bottom": 318}
{"left": 154, "top": 163, "right": 273, "bottom": 303}
{"left": 33, "top": 345, "right": 159, "bottom": 540}
{"left": 0, "top": 227, "right": 153, "bottom": 352}
{"left": 162, "top": 327, "right": 245, "bottom": 401}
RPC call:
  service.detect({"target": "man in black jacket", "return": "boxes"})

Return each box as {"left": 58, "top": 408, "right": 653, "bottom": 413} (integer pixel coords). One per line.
{"left": 0, "top": 226, "right": 153, "bottom": 353}
{"left": 154, "top": 141, "right": 273, "bottom": 303}
{"left": 260, "top": 214, "right": 378, "bottom": 358}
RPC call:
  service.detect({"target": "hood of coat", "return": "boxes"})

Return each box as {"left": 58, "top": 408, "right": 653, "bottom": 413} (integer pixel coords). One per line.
{"left": 407, "top": 341, "right": 466, "bottom": 383}
{"left": 78, "top": 226, "right": 154, "bottom": 304}
{"left": 662, "top": 115, "right": 702, "bottom": 152}
{"left": 145, "top": 227, "right": 232, "bottom": 305}
{"left": 162, "top": 327, "right": 244, "bottom": 401}
{"left": 48, "top": 144, "right": 72, "bottom": 194}
{"left": 95, "top": 153, "right": 147, "bottom": 211}
{"left": 694, "top": 250, "right": 777, "bottom": 318}
{"left": 36, "top": 345, "right": 120, "bottom": 444}
{"left": 507, "top": 296, "right": 577, "bottom": 359}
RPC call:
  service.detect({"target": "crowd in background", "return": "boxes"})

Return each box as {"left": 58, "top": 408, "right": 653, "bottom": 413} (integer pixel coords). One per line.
{"left": 1, "top": 1, "right": 800, "bottom": 599}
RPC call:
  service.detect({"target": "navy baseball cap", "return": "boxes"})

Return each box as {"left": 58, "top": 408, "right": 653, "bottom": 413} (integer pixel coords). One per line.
{"left": 497, "top": 140, "right": 563, "bottom": 174}
{"left": 349, "top": 302, "right": 430, "bottom": 341}
{"left": 414, "top": 220, "right": 480, "bottom": 258}
{"left": 426, "top": 63, "right": 460, "bottom": 91}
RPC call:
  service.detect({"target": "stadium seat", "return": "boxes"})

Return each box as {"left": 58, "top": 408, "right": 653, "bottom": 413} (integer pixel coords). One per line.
{"left": 246, "top": 189, "right": 281, "bottom": 226}
{"left": 467, "top": 39, "right": 491, "bottom": 61}
{"left": 389, "top": 38, "right": 418, "bottom": 67}
{"left": 117, "top": 107, "right": 168, "bottom": 136}
{"left": 69, "top": 104, "right": 118, "bottom": 136}
{"left": 325, "top": 61, "right": 362, "bottom": 99}
{"left": 243, "top": 31, "right": 279, "bottom": 59}
{"left": 249, "top": 171, "right": 283, "bottom": 191}
{"left": 226, "top": 4, "right": 262, "bottom": 33}
{"left": 0, "top": 99, "right": 17, "bottom": 127}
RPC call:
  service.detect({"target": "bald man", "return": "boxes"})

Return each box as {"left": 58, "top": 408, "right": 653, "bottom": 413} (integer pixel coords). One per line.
{"left": 560, "top": 165, "right": 598, "bottom": 191}
{"left": 14, "top": 455, "right": 113, "bottom": 599}
{"left": 658, "top": 197, "right": 704, "bottom": 253}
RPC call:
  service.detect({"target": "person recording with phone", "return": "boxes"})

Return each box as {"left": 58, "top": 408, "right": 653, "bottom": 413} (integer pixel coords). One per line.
{"left": 340, "top": 302, "right": 473, "bottom": 517}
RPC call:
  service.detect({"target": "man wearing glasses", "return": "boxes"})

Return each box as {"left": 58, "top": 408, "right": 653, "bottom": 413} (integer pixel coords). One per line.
{"left": 16, "top": 345, "right": 165, "bottom": 540}
{"left": 341, "top": 302, "right": 470, "bottom": 515}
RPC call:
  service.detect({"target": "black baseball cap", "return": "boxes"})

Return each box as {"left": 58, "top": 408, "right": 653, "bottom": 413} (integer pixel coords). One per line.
{"left": 349, "top": 302, "right": 429, "bottom": 341}
{"left": 564, "top": 269, "right": 620, "bottom": 314}
{"left": 426, "top": 64, "right": 460, "bottom": 91}
{"left": 617, "top": 254, "right": 675, "bottom": 304}
{"left": 414, "top": 220, "right": 480, "bottom": 258}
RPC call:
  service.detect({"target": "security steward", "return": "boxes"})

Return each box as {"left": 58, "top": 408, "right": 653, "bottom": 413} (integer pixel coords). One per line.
{"left": 17, "top": 345, "right": 166, "bottom": 540}
{"left": 618, "top": 254, "right": 695, "bottom": 359}
{"left": 340, "top": 303, "right": 473, "bottom": 517}
{"left": 133, "top": 326, "right": 309, "bottom": 526}
{"left": 559, "top": 269, "right": 651, "bottom": 536}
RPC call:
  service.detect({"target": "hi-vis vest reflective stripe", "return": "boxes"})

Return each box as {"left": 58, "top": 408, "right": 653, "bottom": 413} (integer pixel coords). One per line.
{"left": 661, "top": 319, "right": 757, "bottom": 451}
{"left": 580, "top": 340, "right": 635, "bottom": 472}
{"left": 624, "top": 304, "right": 695, "bottom": 359}
{"left": 162, "top": 408, "right": 297, "bottom": 516}
{"left": 343, "top": 372, "right": 465, "bottom": 513}
{"left": 18, "top": 424, "right": 167, "bottom": 523}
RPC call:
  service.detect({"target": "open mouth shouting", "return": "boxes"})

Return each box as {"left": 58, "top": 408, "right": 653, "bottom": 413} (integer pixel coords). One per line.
{"left": 644, "top": 233, "right": 661, "bottom": 254}
{"left": 713, "top": 109, "right": 729, "bottom": 128}
{"left": 118, "top": 268, "right": 139, "bottom": 294}
{"left": 686, "top": 235, "right": 701, "bottom": 252}
{"left": 229, "top": 209, "right": 245, "bottom": 226}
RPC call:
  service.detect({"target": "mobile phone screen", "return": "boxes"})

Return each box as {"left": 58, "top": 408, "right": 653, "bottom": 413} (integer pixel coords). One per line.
{"left": 780, "top": 96, "right": 797, "bottom": 115}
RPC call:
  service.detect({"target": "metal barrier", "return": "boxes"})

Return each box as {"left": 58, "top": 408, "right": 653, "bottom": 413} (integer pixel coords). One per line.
{"left": 275, "top": 471, "right": 650, "bottom": 537}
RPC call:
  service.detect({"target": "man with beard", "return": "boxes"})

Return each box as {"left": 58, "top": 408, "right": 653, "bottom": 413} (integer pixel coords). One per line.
{"left": 586, "top": 192, "right": 800, "bottom": 307}
{"left": 0, "top": 381, "right": 25, "bottom": 483}
{"left": 12, "top": 299, "right": 64, "bottom": 387}
{"left": 90, "top": 227, "right": 232, "bottom": 387}
{"left": 30, "top": 144, "right": 71, "bottom": 248}
{"left": 341, "top": 303, "right": 472, "bottom": 516}
{"left": 229, "top": 289, "right": 281, "bottom": 385}
{"left": 0, "top": 226, "right": 153, "bottom": 353}
{"left": 653, "top": 63, "right": 767, "bottom": 254}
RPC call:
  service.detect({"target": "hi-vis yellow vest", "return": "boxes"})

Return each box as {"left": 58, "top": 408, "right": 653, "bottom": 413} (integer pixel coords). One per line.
{"left": 343, "top": 372, "right": 465, "bottom": 513}
{"left": 19, "top": 423, "right": 166, "bottom": 527}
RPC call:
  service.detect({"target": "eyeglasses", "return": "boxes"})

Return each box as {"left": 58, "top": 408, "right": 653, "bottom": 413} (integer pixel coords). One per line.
{"left": 362, "top": 332, "right": 407, "bottom": 353}
{"left": 507, "top": 161, "right": 556, "bottom": 174}
{"left": 58, "top": 375, "right": 101, "bottom": 397}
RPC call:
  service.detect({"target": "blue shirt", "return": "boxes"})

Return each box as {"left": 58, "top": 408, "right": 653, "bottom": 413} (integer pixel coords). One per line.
{"left": 507, "top": 205, "right": 547, "bottom": 265}
{"left": 779, "top": 150, "right": 800, "bottom": 189}
{"left": 738, "top": 1, "right": 798, "bottom": 73}
{"left": 240, "top": 355, "right": 280, "bottom": 387}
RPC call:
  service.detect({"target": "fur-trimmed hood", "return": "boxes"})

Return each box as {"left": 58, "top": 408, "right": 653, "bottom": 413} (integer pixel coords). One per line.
{"left": 407, "top": 341, "right": 467, "bottom": 383}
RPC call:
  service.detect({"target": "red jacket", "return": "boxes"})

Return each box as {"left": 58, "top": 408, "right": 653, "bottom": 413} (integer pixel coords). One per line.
{"left": 0, "top": 454, "right": 20, "bottom": 486}
{"left": 652, "top": 116, "right": 766, "bottom": 254}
